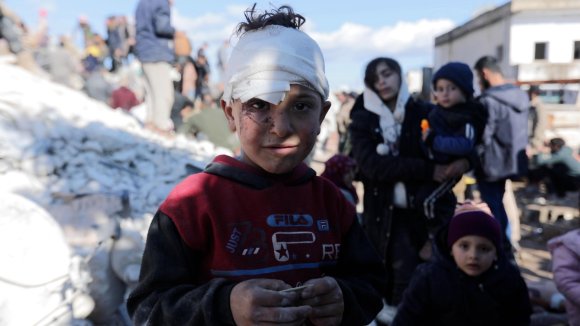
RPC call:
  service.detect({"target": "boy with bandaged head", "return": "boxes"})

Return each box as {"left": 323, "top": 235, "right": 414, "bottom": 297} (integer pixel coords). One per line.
{"left": 127, "top": 4, "right": 385, "bottom": 325}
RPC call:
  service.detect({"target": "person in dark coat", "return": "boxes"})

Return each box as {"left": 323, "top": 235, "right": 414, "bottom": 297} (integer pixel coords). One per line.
{"left": 392, "top": 202, "right": 532, "bottom": 326}
{"left": 349, "top": 57, "right": 470, "bottom": 309}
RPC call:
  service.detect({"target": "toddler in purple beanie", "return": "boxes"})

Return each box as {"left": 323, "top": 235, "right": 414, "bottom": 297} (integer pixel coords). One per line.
{"left": 392, "top": 202, "right": 532, "bottom": 326}
{"left": 447, "top": 204, "right": 502, "bottom": 276}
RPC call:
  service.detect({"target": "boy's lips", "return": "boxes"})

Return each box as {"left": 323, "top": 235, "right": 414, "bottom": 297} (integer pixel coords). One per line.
{"left": 264, "top": 144, "right": 299, "bottom": 155}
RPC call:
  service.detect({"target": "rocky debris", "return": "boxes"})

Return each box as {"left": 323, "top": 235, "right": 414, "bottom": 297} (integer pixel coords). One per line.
{"left": 0, "top": 62, "right": 233, "bottom": 325}
{"left": 0, "top": 192, "right": 76, "bottom": 325}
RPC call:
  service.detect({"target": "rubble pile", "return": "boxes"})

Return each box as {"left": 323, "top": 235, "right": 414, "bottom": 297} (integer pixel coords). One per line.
{"left": 0, "top": 63, "right": 229, "bottom": 325}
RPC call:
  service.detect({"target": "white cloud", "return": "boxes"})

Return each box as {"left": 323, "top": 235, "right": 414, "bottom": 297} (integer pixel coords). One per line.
{"left": 310, "top": 19, "right": 455, "bottom": 61}
{"left": 172, "top": 6, "right": 240, "bottom": 48}
{"left": 170, "top": 9, "right": 456, "bottom": 90}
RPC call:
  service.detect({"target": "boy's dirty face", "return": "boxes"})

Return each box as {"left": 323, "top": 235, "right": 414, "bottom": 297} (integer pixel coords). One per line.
{"left": 433, "top": 78, "right": 466, "bottom": 108}
{"left": 222, "top": 85, "right": 330, "bottom": 174}
{"left": 451, "top": 235, "right": 497, "bottom": 277}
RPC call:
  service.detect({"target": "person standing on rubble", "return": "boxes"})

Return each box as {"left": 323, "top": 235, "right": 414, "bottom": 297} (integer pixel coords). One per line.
{"left": 134, "top": 0, "right": 177, "bottom": 135}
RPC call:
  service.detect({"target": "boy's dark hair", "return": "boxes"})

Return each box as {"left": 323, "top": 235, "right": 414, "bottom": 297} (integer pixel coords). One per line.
{"left": 236, "top": 4, "right": 305, "bottom": 35}
{"left": 364, "top": 57, "right": 402, "bottom": 92}
{"left": 549, "top": 137, "right": 565, "bottom": 149}
{"left": 474, "top": 55, "right": 502, "bottom": 75}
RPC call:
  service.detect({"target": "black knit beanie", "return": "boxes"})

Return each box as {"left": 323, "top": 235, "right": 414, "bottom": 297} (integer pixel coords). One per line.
{"left": 432, "top": 61, "right": 474, "bottom": 98}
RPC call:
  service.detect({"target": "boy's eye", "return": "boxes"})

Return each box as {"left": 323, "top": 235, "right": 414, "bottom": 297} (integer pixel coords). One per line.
{"left": 294, "top": 102, "right": 311, "bottom": 112}
{"left": 247, "top": 99, "right": 269, "bottom": 111}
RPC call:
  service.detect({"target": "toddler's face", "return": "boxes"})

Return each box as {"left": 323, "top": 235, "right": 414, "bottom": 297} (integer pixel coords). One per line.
{"left": 433, "top": 79, "right": 466, "bottom": 108}
{"left": 222, "top": 85, "right": 330, "bottom": 174}
{"left": 451, "top": 235, "right": 497, "bottom": 277}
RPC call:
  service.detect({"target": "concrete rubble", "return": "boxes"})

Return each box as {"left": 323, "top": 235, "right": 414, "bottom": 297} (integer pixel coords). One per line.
{"left": 0, "top": 63, "right": 231, "bottom": 325}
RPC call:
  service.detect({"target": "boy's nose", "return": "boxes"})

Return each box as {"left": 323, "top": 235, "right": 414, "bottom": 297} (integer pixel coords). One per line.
{"left": 269, "top": 110, "right": 293, "bottom": 136}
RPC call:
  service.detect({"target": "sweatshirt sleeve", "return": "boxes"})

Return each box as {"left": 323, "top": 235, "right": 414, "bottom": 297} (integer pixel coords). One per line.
{"left": 127, "top": 212, "right": 236, "bottom": 326}
{"left": 327, "top": 219, "right": 387, "bottom": 325}
{"left": 535, "top": 151, "right": 565, "bottom": 167}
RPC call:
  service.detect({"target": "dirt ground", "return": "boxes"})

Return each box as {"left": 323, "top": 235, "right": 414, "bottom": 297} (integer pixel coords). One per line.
{"left": 513, "top": 181, "right": 578, "bottom": 326}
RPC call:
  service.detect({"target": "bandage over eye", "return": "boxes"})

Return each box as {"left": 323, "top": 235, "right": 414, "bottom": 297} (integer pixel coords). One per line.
{"left": 222, "top": 25, "right": 329, "bottom": 105}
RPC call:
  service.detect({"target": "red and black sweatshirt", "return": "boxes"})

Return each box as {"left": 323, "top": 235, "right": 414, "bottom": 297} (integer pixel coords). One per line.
{"left": 127, "top": 155, "right": 386, "bottom": 325}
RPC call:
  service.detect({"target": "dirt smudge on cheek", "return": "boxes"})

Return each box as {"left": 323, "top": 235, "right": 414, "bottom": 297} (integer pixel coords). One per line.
{"left": 241, "top": 106, "right": 272, "bottom": 126}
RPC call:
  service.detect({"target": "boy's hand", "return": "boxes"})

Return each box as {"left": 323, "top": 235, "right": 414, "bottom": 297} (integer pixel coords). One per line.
{"left": 433, "top": 158, "right": 468, "bottom": 182}
{"left": 444, "top": 158, "right": 469, "bottom": 179}
{"left": 300, "top": 277, "right": 344, "bottom": 326}
{"left": 230, "top": 279, "right": 311, "bottom": 326}
{"left": 433, "top": 164, "right": 447, "bottom": 182}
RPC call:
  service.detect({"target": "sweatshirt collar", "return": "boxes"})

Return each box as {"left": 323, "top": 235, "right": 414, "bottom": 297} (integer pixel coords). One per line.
{"left": 204, "top": 155, "right": 316, "bottom": 189}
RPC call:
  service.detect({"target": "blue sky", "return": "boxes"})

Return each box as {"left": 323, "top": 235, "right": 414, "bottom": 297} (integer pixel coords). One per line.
{"left": 5, "top": 0, "right": 507, "bottom": 90}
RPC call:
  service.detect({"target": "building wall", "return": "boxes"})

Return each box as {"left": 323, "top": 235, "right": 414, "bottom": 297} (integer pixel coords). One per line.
{"left": 510, "top": 9, "right": 580, "bottom": 64}
{"left": 512, "top": 0, "right": 580, "bottom": 11}
{"left": 435, "top": 1, "right": 580, "bottom": 85}
{"left": 434, "top": 18, "right": 511, "bottom": 78}
{"left": 510, "top": 9, "right": 580, "bottom": 82}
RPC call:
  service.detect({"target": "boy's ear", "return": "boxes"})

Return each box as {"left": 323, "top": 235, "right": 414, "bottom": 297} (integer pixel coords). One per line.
{"left": 319, "top": 100, "right": 331, "bottom": 124}
{"left": 221, "top": 99, "right": 237, "bottom": 132}
{"left": 315, "top": 100, "right": 331, "bottom": 135}
{"left": 481, "top": 67, "right": 492, "bottom": 81}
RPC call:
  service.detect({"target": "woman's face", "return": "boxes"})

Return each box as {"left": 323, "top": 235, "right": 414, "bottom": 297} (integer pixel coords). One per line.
{"left": 374, "top": 62, "right": 401, "bottom": 103}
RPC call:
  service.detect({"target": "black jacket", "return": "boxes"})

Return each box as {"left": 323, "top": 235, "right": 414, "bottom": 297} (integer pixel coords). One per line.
{"left": 349, "top": 95, "right": 437, "bottom": 257}
{"left": 392, "top": 227, "right": 532, "bottom": 326}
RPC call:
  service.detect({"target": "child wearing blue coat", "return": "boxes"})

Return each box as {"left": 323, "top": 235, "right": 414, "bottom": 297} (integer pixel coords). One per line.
{"left": 413, "top": 62, "right": 487, "bottom": 224}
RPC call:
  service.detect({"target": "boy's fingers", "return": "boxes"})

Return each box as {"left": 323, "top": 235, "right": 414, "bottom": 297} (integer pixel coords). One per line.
{"left": 254, "top": 305, "right": 312, "bottom": 324}
{"left": 302, "top": 277, "right": 336, "bottom": 297}
{"left": 300, "top": 290, "right": 342, "bottom": 307}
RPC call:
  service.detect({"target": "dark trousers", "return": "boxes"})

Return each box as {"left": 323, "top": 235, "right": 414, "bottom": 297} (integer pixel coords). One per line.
{"left": 529, "top": 163, "right": 580, "bottom": 197}
{"left": 478, "top": 179, "right": 514, "bottom": 258}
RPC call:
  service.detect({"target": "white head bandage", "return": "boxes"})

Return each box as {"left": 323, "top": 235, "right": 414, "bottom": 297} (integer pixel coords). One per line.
{"left": 222, "top": 25, "right": 329, "bottom": 105}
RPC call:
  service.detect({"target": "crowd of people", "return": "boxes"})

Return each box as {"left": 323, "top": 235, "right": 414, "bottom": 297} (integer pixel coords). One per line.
{"left": 2, "top": 1, "right": 580, "bottom": 325}
{"left": 0, "top": 0, "right": 233, "bottom": 147}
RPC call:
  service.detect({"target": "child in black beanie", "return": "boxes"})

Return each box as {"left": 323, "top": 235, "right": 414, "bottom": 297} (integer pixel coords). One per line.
{"left": 413, "top": 61, "right": 487, "bottom": 228}
{"left": 392, "top": 202, "right": 532, "bottom": 326}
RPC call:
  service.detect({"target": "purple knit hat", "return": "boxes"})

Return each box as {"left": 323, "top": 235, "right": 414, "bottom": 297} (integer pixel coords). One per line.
{"left": 447, "top": 209, "right": 502, "bottom": 250}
